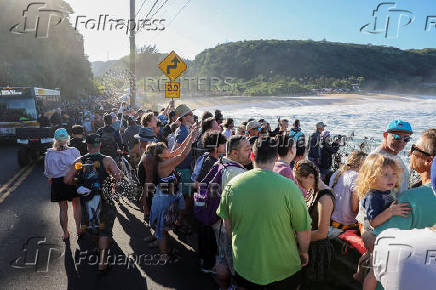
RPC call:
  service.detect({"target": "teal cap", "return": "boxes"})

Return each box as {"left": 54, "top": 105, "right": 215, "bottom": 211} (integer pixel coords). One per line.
{"left": 54, "top": 128, "right": 69, "bottom": 141}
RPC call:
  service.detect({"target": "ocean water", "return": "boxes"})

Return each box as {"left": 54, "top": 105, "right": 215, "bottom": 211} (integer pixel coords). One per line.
{"left": 196, "top": 95, "right": 436, "bottom": 163}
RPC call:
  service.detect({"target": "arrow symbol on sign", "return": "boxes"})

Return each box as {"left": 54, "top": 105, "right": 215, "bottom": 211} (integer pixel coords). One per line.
{"left": 166, "top": 56, "right": 180, "bottom": 74}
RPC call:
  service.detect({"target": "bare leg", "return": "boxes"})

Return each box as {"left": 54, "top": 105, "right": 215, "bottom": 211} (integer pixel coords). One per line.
{"left": 98, "top": 236, "right": 111, "bottom": 270}
{"left": 215, "top": 263, "right": 230, "bottom": 290}
{"left": 71, "top": 197, "right": 82, "bottom": 234}
{"left": 157, "top": 230, "right": 169, "bottom": 255}
{"left": 58, "top": 201, "right": 69, "bottom": 239}
{"left": 363, "top": 268, "right": 377, "bottom": 290}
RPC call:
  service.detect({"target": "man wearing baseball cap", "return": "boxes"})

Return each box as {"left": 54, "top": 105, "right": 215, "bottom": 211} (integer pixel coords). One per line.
{"left": 372, "top": 128, "right": 436, "bottom": 290}
{"left": 173, "top": 104, "right": 196, "bottom": 216}
{"left": 371, "top": 120, "right": 413, "bottom": 194}
{"left": 308, "top": 121, "right": 326, "bottom": 167}
{"left": 245, "top": 120, "right": 261, "bottom": 138}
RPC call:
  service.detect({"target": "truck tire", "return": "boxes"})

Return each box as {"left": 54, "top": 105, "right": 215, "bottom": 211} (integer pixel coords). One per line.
{"left": 18, "top": 147, "right": 32, "bottom": 168}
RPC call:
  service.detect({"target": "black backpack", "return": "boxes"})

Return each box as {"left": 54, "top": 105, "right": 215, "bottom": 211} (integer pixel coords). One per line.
{"left": 99, "top": 127, "right": 118, "bottom": 158}
{"left": 76, "top": 153, "right": 108, "bottom": 201}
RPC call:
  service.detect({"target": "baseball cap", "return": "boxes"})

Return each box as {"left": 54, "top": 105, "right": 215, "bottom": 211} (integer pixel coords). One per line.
{"left": 84, "top": 134, "right": 101, "bottom": 145}
{"left": 246, "top": 121, "right": 261, "bottom": 131}
{"left": 316, "top": 122, "right": 327, "bottom": 128}
{"left": 386, "top": 120, "right": 413, "bottom": 134}
{"left": 54, "top": 128, "right": 69, "bottom": 141}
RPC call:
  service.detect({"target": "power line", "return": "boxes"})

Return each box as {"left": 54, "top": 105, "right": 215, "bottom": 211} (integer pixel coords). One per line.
{"left": 136, "top": 0, "right": 149, "bottom": 17}
{"left": 136, "top": 0, "right": 171, "bottom": 36}
{"left": 167, "top": 0, "right": 192, "bottom": 26}
{"left": 149, "top": 0, "right": 192, "bottom": 40}
{"left": 144, "top": 0, "right": 160, "bottom": 19}
{"left": 150, "top": 0, "right": 170, "bottom": 19}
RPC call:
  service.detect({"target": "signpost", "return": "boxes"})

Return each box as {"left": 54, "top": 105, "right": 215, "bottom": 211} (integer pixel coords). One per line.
{"left": 159, "top": 51, "right": 187, "bottom": 100}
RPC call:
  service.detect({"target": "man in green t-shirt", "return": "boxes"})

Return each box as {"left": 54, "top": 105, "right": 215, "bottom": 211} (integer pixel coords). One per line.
{"left": 374, "top": 128, "right": 436, "bottom": 235}
{"left": 217, "top": 137, "right": 312, "bottom": 288}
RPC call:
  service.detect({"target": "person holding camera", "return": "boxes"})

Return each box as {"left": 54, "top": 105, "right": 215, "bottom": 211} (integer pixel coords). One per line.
{"left": 319, "top": 131, "right": 340, "bottom": 183}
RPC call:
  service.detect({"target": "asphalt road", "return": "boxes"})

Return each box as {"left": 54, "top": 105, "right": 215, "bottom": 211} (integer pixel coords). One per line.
{"left": 0, "top": 144, "right": 217, "bottom": 290}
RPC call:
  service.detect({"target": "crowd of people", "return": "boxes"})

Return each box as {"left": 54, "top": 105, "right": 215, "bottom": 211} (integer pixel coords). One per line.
{"left": 43, "top": 99, "right": 436, "bottom": 290}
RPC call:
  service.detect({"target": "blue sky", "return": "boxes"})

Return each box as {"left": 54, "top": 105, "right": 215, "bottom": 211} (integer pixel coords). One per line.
{"left": 66, "top": 0, "right": 436, "bottom": 61}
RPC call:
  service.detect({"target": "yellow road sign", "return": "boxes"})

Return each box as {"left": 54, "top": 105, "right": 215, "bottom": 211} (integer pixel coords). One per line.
{"left": 165, "top": 82, "right": 180, "bottom": 98}
{"left": 158, "top": 51, "right": 187, "bottom": 81}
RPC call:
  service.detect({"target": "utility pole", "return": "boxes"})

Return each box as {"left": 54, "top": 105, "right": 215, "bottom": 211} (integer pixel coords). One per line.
{"left": 129, "top": 0, "right": 136, "bottom": 107}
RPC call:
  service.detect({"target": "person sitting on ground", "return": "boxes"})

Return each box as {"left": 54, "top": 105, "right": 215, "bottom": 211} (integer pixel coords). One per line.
{"left": 69, "top": 125, "right": 87, "bottom": 156}
{"left": 218, "top": 137, "right": 311, "bottom": 289}
{"left": 329, "top": 151, "right": 367, "bottom": 230}
{"left": 294, "top": 160, "right": 335, "bottom": 289}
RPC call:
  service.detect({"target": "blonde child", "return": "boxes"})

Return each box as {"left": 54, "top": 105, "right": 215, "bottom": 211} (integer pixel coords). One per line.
{"left": 355, "top": 153, "right": 411, "bottom": 289}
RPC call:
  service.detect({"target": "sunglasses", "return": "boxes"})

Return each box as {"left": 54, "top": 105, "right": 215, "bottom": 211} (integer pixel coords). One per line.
{"left": 390, "top": 133, "right": 411, "bottom": 143}
{"left": 410, "top": 144, "right": 432, "bottom": 157}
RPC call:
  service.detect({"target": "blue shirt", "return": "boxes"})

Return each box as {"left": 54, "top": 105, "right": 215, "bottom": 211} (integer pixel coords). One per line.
{"left": 175, "top": 124, "right": 192, "bottom": 169}
{"left": 374, "top": 183, "right": 436, "bottom": 235}
{"left": 362, "top": 190, "right": 395, "bottom": 220}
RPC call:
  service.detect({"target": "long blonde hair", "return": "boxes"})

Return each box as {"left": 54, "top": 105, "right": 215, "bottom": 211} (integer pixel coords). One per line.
{"left": 331, "top": 151, "right": 367, "bottom": 188}
{"left": 356, "top": 153, "right": 403, "bottom": 198}
{"left": 52, "top": 138, "right": 69, "bottom": 150}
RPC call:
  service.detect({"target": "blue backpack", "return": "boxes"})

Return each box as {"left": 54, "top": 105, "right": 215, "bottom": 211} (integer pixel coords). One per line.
{"left": 193, "top": 158, "right": 244, "bottom": 226}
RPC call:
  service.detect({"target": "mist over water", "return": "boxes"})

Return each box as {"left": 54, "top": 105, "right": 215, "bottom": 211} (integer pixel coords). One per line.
{"left": 197, "top": 95, "right": 436, "bottom": 163}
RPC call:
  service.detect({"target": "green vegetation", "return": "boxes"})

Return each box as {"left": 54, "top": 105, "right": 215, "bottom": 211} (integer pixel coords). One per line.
{"left": 0, "top": 0, "right": 95, "bottom": 98}
{"left": 189, "top": 40, "right": 436, "bottom": 95}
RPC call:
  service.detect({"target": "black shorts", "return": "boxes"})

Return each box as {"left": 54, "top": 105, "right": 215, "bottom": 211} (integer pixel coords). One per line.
{"left": 50, "top": 177, "right": 78, "bottom": 202}
{"left": 235, "top": 270, "right": 301, "bottom": 290}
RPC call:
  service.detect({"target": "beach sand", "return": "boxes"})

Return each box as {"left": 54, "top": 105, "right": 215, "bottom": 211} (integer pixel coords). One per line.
{"left": 146, "top": 92, "right": 414, "bottom": 111}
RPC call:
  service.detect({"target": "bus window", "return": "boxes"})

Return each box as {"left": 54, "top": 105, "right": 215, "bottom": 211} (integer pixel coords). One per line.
{"left": 0, "top": 97, "right": 37, "bottom": 122}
